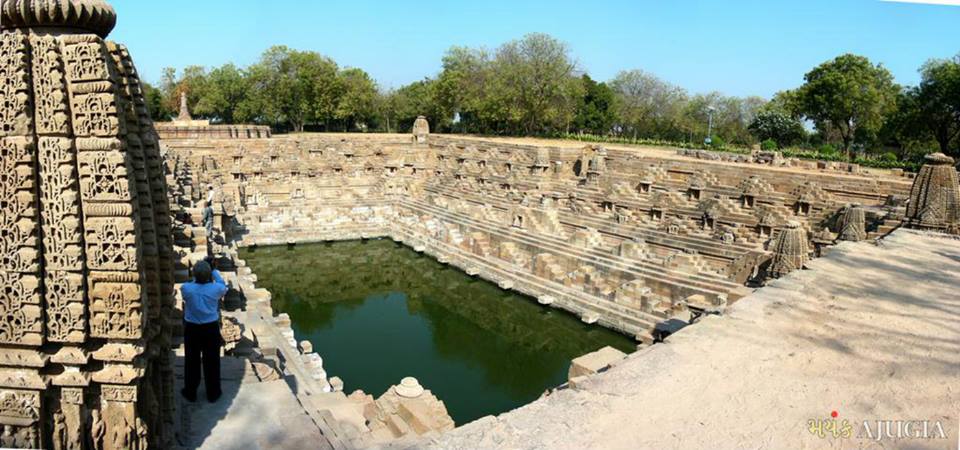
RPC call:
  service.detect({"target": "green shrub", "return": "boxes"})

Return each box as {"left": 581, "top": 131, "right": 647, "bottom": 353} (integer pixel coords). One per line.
{"left": 708, "top": 136, "right": 726, "bottom": 150}
{"left": 880, "top": 152, "right": 898, "bottom": 162}
{"left": 553, "top": 133, "right": 918, "bottom": 171}
{"left": 818, "top": 144, "right": 838, "bottom": 156}
{"left": 761, "top": 139, "right": 778, "bottom": 151}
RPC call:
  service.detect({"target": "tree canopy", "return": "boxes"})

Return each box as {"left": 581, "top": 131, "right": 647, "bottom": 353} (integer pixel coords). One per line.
{"left": 795, "top": 54, "right": 899, "bottom": 157}
{"left": 150, "top": 35, "right": 958, "bottom": 164}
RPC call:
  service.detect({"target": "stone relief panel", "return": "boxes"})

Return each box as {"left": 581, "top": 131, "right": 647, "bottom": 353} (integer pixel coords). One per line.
{"left": 29, "top": 35, "right": 70, "bottom": 135}
{"left": 0, "top": 4, "right": 177, "bottom": 448}
{"left": 89, "top": 274, "right": 142, "bottom": 340}
{"left": 78, "top": 148, "right": 134, "bottom": 203}
{"left": 0, "top": 32, "right": 33, "bottom": 137}
{"left": 84, "top": 217, "right": 139, "bottom": 271}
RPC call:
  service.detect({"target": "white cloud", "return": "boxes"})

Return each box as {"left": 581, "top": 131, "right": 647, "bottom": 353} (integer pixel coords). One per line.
{"left": 882, "top": 0, "right": 960, "bottom": 5}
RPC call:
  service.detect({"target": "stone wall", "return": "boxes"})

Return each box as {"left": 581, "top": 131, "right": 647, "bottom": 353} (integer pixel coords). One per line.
{"left": 0, "top": 2, "right": 176, "bottom": 449}
{"left": 154, "top": 123, "right": 272, "bottom": 140}
{"left": 161, "top": 133, "right": 911, "bottom": 341}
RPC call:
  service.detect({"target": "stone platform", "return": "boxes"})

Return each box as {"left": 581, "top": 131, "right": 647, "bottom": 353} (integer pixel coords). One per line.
{"left": 175, "top": 357, "right": 331, "bottom": 450}
{"left": 424, "top": 229, "right": 960, "bottom": 449}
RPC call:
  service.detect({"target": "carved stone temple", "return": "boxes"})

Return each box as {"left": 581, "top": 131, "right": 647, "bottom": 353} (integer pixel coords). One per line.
{"left": 3, "top": 1, "right": 958, "bottom": 448}
{"left": 0, "top": 1, "right": 176, "bottom": 449}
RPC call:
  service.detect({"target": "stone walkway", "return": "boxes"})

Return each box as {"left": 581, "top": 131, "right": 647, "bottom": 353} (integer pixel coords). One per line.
{"left": 175, "top": 353, "right": 333, "bottom": 450}
{"left": 424, "top": 230, "right": 960, "bottom": 450}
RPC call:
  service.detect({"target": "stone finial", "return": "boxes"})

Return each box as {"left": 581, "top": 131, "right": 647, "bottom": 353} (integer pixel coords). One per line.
{"left": 394, "top": 377, "right": 425, "bottom": 399}
{"left": 766, "top": 221, "right": 808, "bottom": 280}
{"left": 412, "top": 116, "right": 430, "bottom": 143}
{"left": 177, "top": 91, "right": 192, "bottom": 121}
{"left": 905, "top": 152, "right": 960, "bottom": 232}
{"left": 0, "top": 0, "right": 117, "bottom": 38}
{"left": 838, "top": 203, "right": 867, "bottom": 241}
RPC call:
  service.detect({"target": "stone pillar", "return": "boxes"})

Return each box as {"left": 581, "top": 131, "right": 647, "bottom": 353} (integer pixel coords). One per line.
{"left": 838, "top": 203, "right": 867, "bottom": 242}
{"left": 412, "top": 115, "right": 429, "bottom": 144}
{"left": 766, "top": 221, "right": 808, "bottom": 280}
{"left": 905, "top": 152, "right": 960, "bottom": 233}
{"left": 0, "top": 1, "right": 175, "bottom": 448}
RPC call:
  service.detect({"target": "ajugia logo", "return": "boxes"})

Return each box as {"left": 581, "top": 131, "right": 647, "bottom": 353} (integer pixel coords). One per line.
{"left": 808, "top": 410, "right": 952, "bottom": 443}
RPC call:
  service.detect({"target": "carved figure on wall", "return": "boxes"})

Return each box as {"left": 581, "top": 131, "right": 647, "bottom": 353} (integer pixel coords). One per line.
{"left": 111, "top": 416, "right": 132, "bottom": 450}
{"left": 66, "top": 409, "right": 83, "bottom": 450}
{"left": 1, "top": 426, "right": 16, "bottom": 448}
{"left": 90, "top": 409, "right": 105, "bottom": 450}
{"left": 53, "top": 410, "right": 67, "bottom": 450}
{"left": 135, "top": 417, "right": 148, "bottom": 450}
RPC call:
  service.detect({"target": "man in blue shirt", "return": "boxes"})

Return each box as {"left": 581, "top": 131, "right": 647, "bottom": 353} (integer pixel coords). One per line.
{"left": 180, "top": 260, "right": 228, "bottom": 403}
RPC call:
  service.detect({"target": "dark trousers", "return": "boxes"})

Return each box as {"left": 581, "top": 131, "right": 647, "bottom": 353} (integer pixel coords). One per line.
{"left": 183, "top": 321, "right": 222, "bottom": 400}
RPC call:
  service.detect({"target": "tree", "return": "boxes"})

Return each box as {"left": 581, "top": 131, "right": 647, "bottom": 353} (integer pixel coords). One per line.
{"left": 385, "top": 80, "right": 445, "bottom": 133}
{"left": 749, "top": 110, "right": 806, "bottom": 148}
{"left": 160, "top": 65, "right": 209, "bottom": 117}
{"left": 610, "top": 70, "right": 688, "bottom": 141}
{"left": 195, "top": 63, "right": 248, "bottom": 124}
{"left": 492, "top": 33, "right": 581, "bottom": 135}
{"left": 796, "top": 54, "right": 899, "bottom": 158}
{"left": 243, "top": 46, "right": 340, "bottom": 132}
{"left": 142, "top": 82, "right": 171, "bottom": 121}
{"left": 335, "top": 68, "right": 378, "bottom": 131}
{"left": 572, "top": 75, "right": 616, "bottom": 135}
{"left": 912, "top": 56, "right": 960, "bottom": 155}
{"left": 434, "top": 46, "right": 491, "bottom": 133}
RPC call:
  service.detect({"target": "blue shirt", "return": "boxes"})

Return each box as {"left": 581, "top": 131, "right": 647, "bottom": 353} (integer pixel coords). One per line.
{"left": 181, "top": 270, "right": 228, "bottom": 324}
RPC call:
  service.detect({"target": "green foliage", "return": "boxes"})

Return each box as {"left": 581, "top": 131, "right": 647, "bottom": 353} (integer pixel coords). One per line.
{"left": 880, "top": 151, "right": 898, "bottom": 162}
{"left": 818, "top": 144, "right": 838, "bottom": 156}
{"left": 796, "top": 54, "right": 899, "bottom": 157}
{"left": 708, "top": 135, "right": 727, "bottom": 149}
{"left": 384, "top": 80, "right": 445, "bottom": 133}
{"left": 156, "top": 47, "right": 380, "bottom": 133}
{"left": 893, "top": 56, "right": 960, "bottom": 157}
{"left": 142, "top": 82, "right": 171, "bottom": 121}
{"left": 335, "top": 68, "right": 379, "bottom": 131}
{"left": 195, "top": 63, "right": 248, "bottom": 123}
{"left": 749, "top": 110, "right": 806, "bottom": 148}
{"left": 572, "top": 75, "right": 616, "bottom": 135}
{"left": 161, "top": 65, "right": 208, "bottom": 115}
{"left": 147, "top": 34, "right": 950, "bottom": 166}
{"left": 246, "top": 46, "right": 342, "bottom": 132}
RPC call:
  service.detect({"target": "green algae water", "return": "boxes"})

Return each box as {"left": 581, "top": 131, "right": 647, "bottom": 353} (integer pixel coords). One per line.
{"left": 240, "top": 239, "right": 635, "bottom": 425}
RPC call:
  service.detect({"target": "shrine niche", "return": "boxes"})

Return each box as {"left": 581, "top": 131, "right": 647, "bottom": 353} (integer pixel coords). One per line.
{"left": 0, "top": 1, "right": 176, "bottom": 448}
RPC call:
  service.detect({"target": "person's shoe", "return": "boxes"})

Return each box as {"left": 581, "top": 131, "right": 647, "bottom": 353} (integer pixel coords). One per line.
{"left": 207, "top": 391, "right": 222, "bottom": 403}
{"left": 180, "top": 388, "right": 196, "bottom": 403}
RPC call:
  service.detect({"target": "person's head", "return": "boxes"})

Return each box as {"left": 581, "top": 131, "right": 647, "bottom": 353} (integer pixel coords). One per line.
{"left": 193, "top": 260, "right": 213, "bottom": 284}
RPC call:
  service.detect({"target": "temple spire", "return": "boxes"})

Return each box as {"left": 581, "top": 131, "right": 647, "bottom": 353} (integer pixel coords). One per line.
{"left": 178, "top": 91, "right": 192, "bottom": 121}
{"left": 0, "top": 0, "right": 117, "bottom": 38}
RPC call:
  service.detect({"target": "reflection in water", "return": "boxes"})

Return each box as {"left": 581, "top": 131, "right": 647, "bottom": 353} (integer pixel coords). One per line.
{"left": 241, "top": 239, "right": 635, "bottom": 425}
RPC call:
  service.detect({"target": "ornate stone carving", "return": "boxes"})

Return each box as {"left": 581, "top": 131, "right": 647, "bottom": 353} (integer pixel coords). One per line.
{"left": 905, "top": 152, "right": 960, "bottom": 233}
{"left": 89, "top": 277, "right": 142, "bottom": 340}
{"left": 837, "top": 203, "right": 867, "bottom": 242}
{"left": 0, "top": 272, "right": 42, "bottom": 346}
{"left": 0, "top": 32, "right": 32, "bottom": 136}
{"left": 0, "top": 389, "right": 39, "bottom": 423}
{"left": 766, "top": 221, "right": 808, "bottom": 280}
{"left": 1, "top": 3, "right": 174, "bottom": 447}
{"left": 412, "top": 116, "right": 429, "bottom": 144}
{"left": 0, "top": 0, "right": 118, "bottom": 38}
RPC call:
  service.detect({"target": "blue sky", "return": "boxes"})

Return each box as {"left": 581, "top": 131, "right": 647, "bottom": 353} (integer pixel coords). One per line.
{"left": 110, "top": 0, "right": 960, "bottom": 99}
